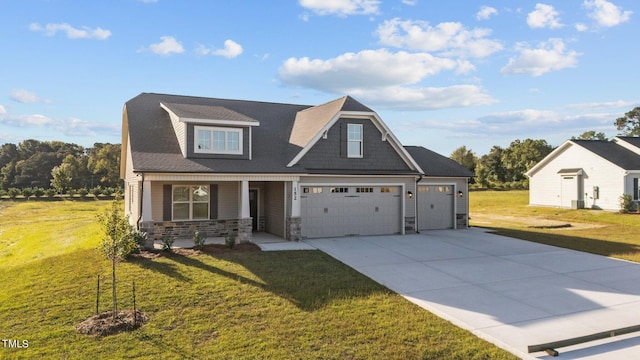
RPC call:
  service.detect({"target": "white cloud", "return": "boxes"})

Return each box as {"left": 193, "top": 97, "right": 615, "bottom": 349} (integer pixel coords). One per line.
{"left": 402, "top": 0, "right": 417, "bottom": 5}
{"left": 196, "top": 40, "right": 244, "bottom": 58}
{"left": 147, "top": 36, "right": 184, "bottom": 56}
{"left": 0, "top": 108, "right": 118, "bottom": 137}
{"left": 214, "top": 40, "right": 243, "bottom": 58}
{"left": 29, "top": 23, "right": 111, "bottom": 40}
{"left": 476, "top": 6, "right": 498, "bottom": 20}
{"left": 9, "top": 89, "right": 52, "bottom": 104}
{"left": 566, "top": 100, "right": 639, "bottom": 109}
{"left": 279, "top": 49, "right": 457, "bottom": 92}
{"left": 500, "top": 38, "right": 580, "bottom": 76}
{"left": 527, "top": 4, "right": 563, "bottom": 29}
{"left": 575, "top": 23, "right": 589, "bottom": 31}
{"left": 278, "top": 49, "right": 496, "bottom": 110}
{"left": 299, "top": 0, "right": 380, "bottom": 17}
{"left": 376, "top": 18, "right": 503, "bottom": 58}
{"left": 351, "top": 85, "right": 497, "bottom": 110}
{"left": 584, "top": 0, "right": 632, "bottom": 27}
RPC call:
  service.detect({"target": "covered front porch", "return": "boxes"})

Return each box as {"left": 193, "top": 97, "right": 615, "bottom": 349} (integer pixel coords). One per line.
{"left": 134, "top": 173, "right": 303, "bottom": 243}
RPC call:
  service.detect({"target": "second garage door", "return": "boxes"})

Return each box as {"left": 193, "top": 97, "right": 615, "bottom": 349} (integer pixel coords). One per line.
{"left": 417, "top": 185, "right": 454, "bottom": 230}
{"left": 300, "top": 186, "right": 402, "bottom": 239}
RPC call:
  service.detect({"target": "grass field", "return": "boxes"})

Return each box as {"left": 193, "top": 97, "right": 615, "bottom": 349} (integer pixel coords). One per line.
{"left": 0, "top": 200, "right": 516, "bottom": 359}
{"left": 470, "top": 190, "right": 640, "bottom": 263}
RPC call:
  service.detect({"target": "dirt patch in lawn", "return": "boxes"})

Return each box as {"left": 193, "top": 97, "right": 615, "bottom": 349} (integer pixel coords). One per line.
{"left": 77, "top": 310, "right": 148, "bottom": 337}
{"left": 470, "top": 213, "right": 604, "bottom": 230}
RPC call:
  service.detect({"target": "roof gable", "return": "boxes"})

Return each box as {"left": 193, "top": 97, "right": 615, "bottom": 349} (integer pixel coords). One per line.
{"left": 527, "top": 139, "right": 640, "bottom": 177}
{"left": 614, "top": 136, "right": 640, "bottom": 155}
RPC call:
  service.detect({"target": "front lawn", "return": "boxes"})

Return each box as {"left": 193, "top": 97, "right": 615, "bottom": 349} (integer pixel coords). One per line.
{"left": 0, "top": 200, "right": 516, "bottom": 359}
{"left": 470, "top": 190, "right": 640, "bottom": 262}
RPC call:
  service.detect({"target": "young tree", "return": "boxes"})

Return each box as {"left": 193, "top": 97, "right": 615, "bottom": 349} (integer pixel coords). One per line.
{"left": 96, "top": 200, "right": 139, "bottom": 321}
{"left": 449, "top": 146, "right": 477, "bottom": 173}
{"left": 615, "top": 107, "right": 640, "bottom": 136}
{"left": 51, "top": 163, "right": 73, "bottom": 194}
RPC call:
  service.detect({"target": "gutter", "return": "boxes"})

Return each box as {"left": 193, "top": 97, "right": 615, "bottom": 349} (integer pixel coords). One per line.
{"left": 415, "top": 174, "right": 423, "bottom": 233}
{"left": 137, "top": 172, "right": 144, "bottom": 230}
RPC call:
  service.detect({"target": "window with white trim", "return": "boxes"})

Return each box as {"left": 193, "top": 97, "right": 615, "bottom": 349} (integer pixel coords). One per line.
{"left": 173, "top": 185, "right": 209, "bottom": 220}
{"left": 347, "top": 124, "right": 363, "bottom": 158}
{"left": 195, "top": 126, "right": 242, "bottom": 155}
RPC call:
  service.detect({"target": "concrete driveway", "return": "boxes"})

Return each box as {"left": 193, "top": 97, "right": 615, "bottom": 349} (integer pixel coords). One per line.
{"left": 305, "top": 228, "right": 640, "bottom": 359}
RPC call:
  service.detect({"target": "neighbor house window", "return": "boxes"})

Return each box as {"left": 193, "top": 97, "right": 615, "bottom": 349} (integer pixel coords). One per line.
{"left": 195, "top": 126, "right": 242, "bottom": 155}
{"left": 347, "top": 124, "right": 363, "bottom": 158}
{"left": 173, "top": 185, "right": 209, "bottom": 220}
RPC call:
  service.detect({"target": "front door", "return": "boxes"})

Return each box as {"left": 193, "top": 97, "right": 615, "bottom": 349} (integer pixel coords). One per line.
{"left": 249, "top": 189, "right": 258, "bottom": 230}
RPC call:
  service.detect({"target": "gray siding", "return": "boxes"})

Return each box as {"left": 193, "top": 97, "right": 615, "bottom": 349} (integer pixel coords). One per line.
{"left": 297, "top": 118, "right": 412, "bottom": 172}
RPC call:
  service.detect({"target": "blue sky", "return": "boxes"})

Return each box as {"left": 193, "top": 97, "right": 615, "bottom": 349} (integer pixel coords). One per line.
{"left": 1, "top": 0, "right": 638, "bottom": 156}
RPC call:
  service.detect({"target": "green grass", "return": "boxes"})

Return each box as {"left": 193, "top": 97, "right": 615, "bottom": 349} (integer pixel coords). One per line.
{"left": 0, "top": 200, "right": 517, "bottom": 359}
{"left": 470, "top": 190, "right": 640, "bottom": 262}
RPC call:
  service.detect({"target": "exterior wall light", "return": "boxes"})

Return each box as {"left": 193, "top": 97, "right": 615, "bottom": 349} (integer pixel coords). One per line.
{"left": 406, "top": 191, "right": 413, "bottom": 199}
{"left": 457, "top": 190, "right": 463, "bottom": 198}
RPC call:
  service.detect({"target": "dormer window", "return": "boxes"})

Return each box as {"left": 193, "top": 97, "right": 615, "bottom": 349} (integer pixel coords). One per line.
{"left": 195, "top": 126, "right": 243, "bottom": 155}
{"left": 347, "top": 123, "right": 363, "bottom": 158}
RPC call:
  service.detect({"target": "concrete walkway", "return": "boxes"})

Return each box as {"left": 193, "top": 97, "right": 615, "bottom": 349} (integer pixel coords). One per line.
{"left": 153, "top": 232, "right": 315, "bottom": 251}
{"left": 306, "top": 228, "right": 640, "bottom": 359}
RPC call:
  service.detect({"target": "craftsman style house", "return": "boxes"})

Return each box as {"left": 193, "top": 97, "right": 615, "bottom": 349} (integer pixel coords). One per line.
{"left": 121, "top": 93, "right": 473, "bottom": 242}
{"left": 526, "top": 137, "right": 640, "bottom": 210}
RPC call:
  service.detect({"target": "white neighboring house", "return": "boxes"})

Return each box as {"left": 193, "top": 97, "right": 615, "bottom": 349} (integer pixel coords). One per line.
{"left": 526, "top": 137, "right": 640, "bottom": 211}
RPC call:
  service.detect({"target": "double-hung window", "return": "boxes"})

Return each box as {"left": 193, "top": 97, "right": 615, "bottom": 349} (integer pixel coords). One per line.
{"left": 196, "top": 126, "right": 242, "bottom": 154}
{"left": 173, "top": 185, "right": 209, "bottom": 220}
{"left": 347, "top": 124, "right": 363, "bottom": 158}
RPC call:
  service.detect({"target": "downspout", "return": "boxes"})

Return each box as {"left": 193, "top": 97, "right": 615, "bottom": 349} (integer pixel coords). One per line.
{"left": 137, "top": 172, "right": 144, "bottom": 231}
{"left": 415, "top": 174, "right": 423, "bottom": 234}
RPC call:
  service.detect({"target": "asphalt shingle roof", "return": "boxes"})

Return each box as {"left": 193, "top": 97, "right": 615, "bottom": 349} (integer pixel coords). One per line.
{"left": 404, "top": 146, "right": 474, "bottom": 177}
{"left": 572, "top": 140, "right": 640, "bottom": 170}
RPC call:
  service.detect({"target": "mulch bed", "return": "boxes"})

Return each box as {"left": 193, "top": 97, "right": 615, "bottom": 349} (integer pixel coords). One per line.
{"left": 132, "top": 242, "right": 261, "bottom": 259}
{"left": 76, "top": 310, "right": 149, "bottom": 337}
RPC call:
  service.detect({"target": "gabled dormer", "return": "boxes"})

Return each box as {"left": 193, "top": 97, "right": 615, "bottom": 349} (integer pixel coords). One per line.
{"left": 160, "top": 102, "right": 260, "bottom": 159}
{"left": 287, "top": 96, "right": 422, "bottom": 173}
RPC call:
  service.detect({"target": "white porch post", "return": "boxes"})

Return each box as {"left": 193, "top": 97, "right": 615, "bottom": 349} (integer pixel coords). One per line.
{"left": 291, "top": 180, "right": 300, "bottom": 217}
{"left": 141, "top": 179, "right": 152, "bottom": 222}
{"left": 240, "top": 180, "right": 250, "bottom": 218}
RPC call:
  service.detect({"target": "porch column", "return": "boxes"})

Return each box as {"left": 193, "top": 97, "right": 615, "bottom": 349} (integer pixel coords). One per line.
{"left": 291, "top": 180, "right": 300, "bottom": 217}
{"left": 239, "top": 180, "right": 250, "bottom": 218}
{"left": 141, "top": 179, "right": 152, "bottom": 223}
{"left": 238, "top": 180, "right": 252, "bottom": 242}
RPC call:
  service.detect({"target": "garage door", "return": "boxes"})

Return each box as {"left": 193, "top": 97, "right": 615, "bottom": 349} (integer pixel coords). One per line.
{"left": 300, "top": 186, "right": 402, "bottom": 238}
{"left": 417, "top": 185, "right": 454, "bottom": 230}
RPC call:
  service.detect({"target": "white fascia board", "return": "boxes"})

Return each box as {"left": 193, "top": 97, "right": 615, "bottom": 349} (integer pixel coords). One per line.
{"left": 287, "top": 111, "right": 343, "bottom": 167}
{"left": 286, "top": 110, "right": 424, "bottom": 173}
{"left": 525, "top": 140, "right": 574, "bottom": 177}
{"left": 180, "top": 117, "right": 260, "bottom": 127}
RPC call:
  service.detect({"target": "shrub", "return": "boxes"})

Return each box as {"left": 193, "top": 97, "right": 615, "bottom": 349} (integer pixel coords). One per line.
{"left": 619, "top": 194, "right": 637, "bottom": 213}
{"left": 21, "top": 187, "right": 34, "bottom": 200}
{"left": 78, "top": 188, "right": 89, "bottom": 198}
{"left": 7, "top": 188, "right": 20, "bottom": 200}
{"left": 161, "top": 235, "right": 175, "bottom": 252}
{"left": 68, "top": 188, "right": 77, "bottom": 197}
{"left": 33, "top": 187, "right": 45, "bottom": 198}
{"left": 90, "top": 186, "right": 103, "bottom": 197}
{"left": 225, "top": 234, "right": 236, "bottom": 249}
{"left": 193, "top": 230, "right": 206, "bottom": 250}
{"left": 45, "top": 188, "right": 56, "bottom": 198}
{"left": 0, "top": 189, "right": 7, "bottom": 198}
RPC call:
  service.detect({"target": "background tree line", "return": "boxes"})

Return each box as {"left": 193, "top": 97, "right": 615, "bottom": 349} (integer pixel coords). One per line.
{"left": 0, "top": 139, "right": 121, "bottom": 197}
{"left": 450, "top": 106, "right": 640, "bottom": 189}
